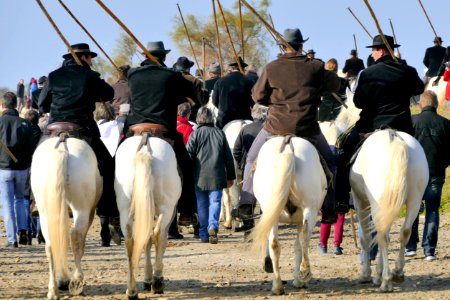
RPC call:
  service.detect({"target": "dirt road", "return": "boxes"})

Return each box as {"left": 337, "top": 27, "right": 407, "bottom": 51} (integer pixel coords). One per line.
{"left": 0, "top": 213, "right": 449, "bottom": 299}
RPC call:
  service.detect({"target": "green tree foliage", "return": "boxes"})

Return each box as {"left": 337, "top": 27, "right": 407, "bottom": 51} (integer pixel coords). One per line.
{"left": 170, "top": 0, "right": 273, "bottom": 72}
{"left": 92, "top": 32, "right": 138, "bottom": 84}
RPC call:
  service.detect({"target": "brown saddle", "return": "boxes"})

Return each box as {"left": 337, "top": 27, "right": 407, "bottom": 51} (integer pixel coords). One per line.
{"left": 46, "top": 122, "right": 92, "bottom": 147}
{"left": 129, "top": 123, "right": 174, "bottom": 147}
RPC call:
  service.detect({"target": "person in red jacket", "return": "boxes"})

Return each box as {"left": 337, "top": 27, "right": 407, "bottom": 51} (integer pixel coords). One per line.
{"left": 176, "top": 102, "right": 194, "bottom": 145}
{"left": 443, "top": 62, "right": 450, "bottom": 106}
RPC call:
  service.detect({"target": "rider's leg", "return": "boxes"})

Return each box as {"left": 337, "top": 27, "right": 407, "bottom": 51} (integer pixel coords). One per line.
{"left": 335, "top": 128, "right": 361, "bottom": 213}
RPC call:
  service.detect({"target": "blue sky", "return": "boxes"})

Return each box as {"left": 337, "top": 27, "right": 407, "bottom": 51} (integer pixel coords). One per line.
{"left": 0, "top": 0, "right": 446, "bottom": 90}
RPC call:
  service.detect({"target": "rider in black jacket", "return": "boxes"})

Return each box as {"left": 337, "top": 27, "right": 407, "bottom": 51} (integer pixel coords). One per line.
{"left": 38, "top": 43, "right": 119, "bottom": 220}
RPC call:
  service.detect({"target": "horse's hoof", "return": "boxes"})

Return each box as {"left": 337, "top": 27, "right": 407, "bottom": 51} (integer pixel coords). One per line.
{"left": 299, "top": 270, "right": 312, "bottom": 283}
{"left": 379, "top": 281, "right": 393, "bottom": 292}
{"left": 69, "top": 279, "right": 84, "bottom": 296}
{"left": 392, "top": 273, "right": 405, "bottom": 283}
{"left": 224, "top": 225, "right": 232, "bottom": 230}
{"left": 359, "top": 275, "right": 372, "bottom": 284}
{"left": 263, "top": 256, "right": 273, "bottom": 273}
{"left": 47, "top": 291, "right": 59, "bottom": 300}
{"left": 292, "top": 279, "right": 307, "bottom": 288}
{"left": 271, "top": 288, "right": 285, "bottom": 295}
{"left": 143, "top": 281, "right": 152, "bottom": 291}
{"left": 126, "top": 289, "right": 139, "bottom": 300}
{"left": 57, "top": 279, "right": 69, "bottom": 291}
{"left": 373, "top": 277, "right": 382, "bottom": 285}
{"left": 151, "top": 276, "right": 165, "bottom": 294}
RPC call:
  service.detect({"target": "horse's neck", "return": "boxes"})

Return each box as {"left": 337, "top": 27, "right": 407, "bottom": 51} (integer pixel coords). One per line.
{"left": 334, "top": 88, "right": 361, "bottom": 133}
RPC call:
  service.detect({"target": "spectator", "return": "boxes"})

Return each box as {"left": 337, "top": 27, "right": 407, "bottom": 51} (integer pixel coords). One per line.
{"left": 111, "top": 65, "right": 130, "bottom": 115}
{"left": 31, "top": 76, "right": 47, "bottom": 110}
{"left": 0, "top": 92, "right": 37, "bottom": 247}
{"left": 176, "top": 102, "right": 193, "bottom": 145}
{"left": 443, "top": 62, "right": 450, "bottom": 107}
{"left": 405, "top": 90, "right": 450, "bottom": 261}
{"left": 187, "top": 107, "right": 236, "bottom": 243}
{"left": 16, "top": 79, "right": 25, "bottom": 113}
{"left": 319, "top": 58, "right": 349, "bottom": 122}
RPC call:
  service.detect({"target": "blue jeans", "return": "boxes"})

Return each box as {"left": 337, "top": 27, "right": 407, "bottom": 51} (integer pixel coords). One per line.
{"left": 196, "top": 190, "right": 222, "bottom": 241}
{"left": 0, "top": 169, "right": 29, "bottom": 243}
{"left": 406, "top": 176, "right": 444, "bottom": 256}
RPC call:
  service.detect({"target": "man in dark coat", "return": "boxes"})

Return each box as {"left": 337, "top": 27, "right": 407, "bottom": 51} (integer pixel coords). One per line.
{"left": 405, "top": 90, "right": 450, "bottom": 261}
{"left": 38, "top": 43, "right": 119, "bottom": 221}
{"left": 212, "top": 56, "right": 254, "bottom": 129}
{"left": 245, "top": 65, "right": 259, "bottom": 86}
{"left": 173, "top": 56, "right": 208, "bottom": 120}
{"left": 335, "top": 35, "right": 425, "bottom": 213}
{"left": 111, "top": 65, "right": 130, "bottom": 115}
{"left": 16, "top": 79, "right": 25, "bottom": 113}
{"left": 433, "top": 45, "right": 450, "bottom": 86}
{"left": 205, "top": 63, "right": 221, "bottom": 94}
{"left": 236, "top": 28, "right": 341, "bottom": 226}
{"left": 125, "top": 41, "right": 198, "bottom": 226}
{"left": 423, "top": 37, "right": 446, "bottom": 81}
{"left": 0, "top": 92, "right": 37, "bottom": 247}
{"left": 342, "top": 49, "right": 365, "bottom": 79}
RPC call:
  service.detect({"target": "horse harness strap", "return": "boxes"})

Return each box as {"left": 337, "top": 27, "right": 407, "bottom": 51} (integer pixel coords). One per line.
{"left": 129, "top": 123, "right": 174, "bottom": 148}
{"left": 47, "top": 122, "right": 91, "bottom": 149}
{"left": 279, "top": 135, "right": 296, "bottom": 153}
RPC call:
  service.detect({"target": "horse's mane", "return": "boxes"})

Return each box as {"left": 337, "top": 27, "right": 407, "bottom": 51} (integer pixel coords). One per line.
{"left": 334, "top": 88, "right": 361, "bottom": 133}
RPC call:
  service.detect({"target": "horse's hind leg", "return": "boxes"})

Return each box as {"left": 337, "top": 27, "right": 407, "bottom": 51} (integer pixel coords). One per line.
{"left": 354, "top": 197, "right": 372, "bottom": 283}
{"left": 69, "top": 213, "right": 91, "bottom": 295}
{"left": 221, "top": 188, "right": 233, "bottom": 229}
{"left": 143, "top": 237, "right": 153, "bottom": 291}
{"left": 125, "top": 222, "right": 139, "bottom": 300}
{"left": 152, "top": 214, "right": 170, "bottom": 294}
{"left": 377, "top": 231, "right": 393, "bottom": 292}
{"left": 45, "top": 244, "right": 59, "bottom": 300}
{"left": 392, "top": 198, "right": 420, "bottom": 283}
{"left": 293, "top": 210, "right": 313, "bottom": 288}
{"left": 268, "top": 226, "right": 284, "bottom": 295}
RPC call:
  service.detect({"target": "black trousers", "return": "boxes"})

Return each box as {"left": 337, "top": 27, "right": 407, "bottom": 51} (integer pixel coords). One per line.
{"left": 90, "top": 137, "right": 120, "bottom": 218}
{"left": 172, "top": 133, "right": 197, "bottom": 215}
{"left": 335, "top": 128, "right": 362, "bottom": 206}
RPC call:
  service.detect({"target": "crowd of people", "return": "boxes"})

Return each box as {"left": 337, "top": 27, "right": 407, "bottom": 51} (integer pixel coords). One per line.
{"left": 1, "top": 28, "right": 449, "bottom": 267}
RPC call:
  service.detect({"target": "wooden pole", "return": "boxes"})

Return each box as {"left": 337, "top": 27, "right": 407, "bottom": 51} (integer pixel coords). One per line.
{"left": 216, "top": 0, "right": 244, "bottom": 74}
{"left": 95, "top": 0, "right": 160, "bottom": 65}
{"left": 389, "top": 19, "right": 401, "bottom": 58}
{"left": 176, "top": 4, "right": 202, "bottom": 74}
{"left": 363, "top": 0, "right": 398, "bottom": 62}
{"left": 353, "top": 34, "right": 358, "bottom": 57}
{"left": 36, "top": 0, "right": 114, "bottom": 120}
{"left": 239, "top": 0, "right": 294, "bottom": 53}
{"left": 269, "top": 13, "right": 285, "bottom": 53}
{"left": 35, "top": 0, "right": 82, "bottom": 65}
{"left": 238, "top": 0, "right": 244, "bottom": 61}
{"left": 417, "top": 0, "right": 439, "bottom": 38}
{"left": 58, "top": 0, "right": 125, "bottom": 78}
{"left": 212, "top": 0, "right": 224, "bottom": 77}
{"left": 0, "top": 140, "right": 18, "bottom": 163}
{"left": 202, "top": 37, "right": 206, "bottom": 88}
{"left": 347, "top": 7, "right": 373, "bottom": 39}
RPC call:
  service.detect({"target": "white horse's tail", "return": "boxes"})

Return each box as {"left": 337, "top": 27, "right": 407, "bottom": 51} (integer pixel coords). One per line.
{"left": 45, "top": 146, "right": 70, "bottom": 277}
{"left": 250, "top": 146, "right": 295, "bottom": 257}
{"left": 373, "top": 135, "right": 408, "bottom": 236}
{"left": 130, "top": 148, "right": 155, "bottom": 266}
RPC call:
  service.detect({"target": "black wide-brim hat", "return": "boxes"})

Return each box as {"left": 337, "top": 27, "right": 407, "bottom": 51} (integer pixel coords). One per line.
{"left": 277, "top": 28, "right": 309, "bottom": 46}
{"left": 62, "top": 43, "right": 98, "bottom": 59}
{"left": 366, "top": 35, "right": 400, "bottom": 48}
{"left": 229, "top": 56, "right": 248, "bottom": 68}
{"left": 174, "top": 56, "right": 195, "bottom": 70}
{"left": 142, "top": 41, "right": 171, "bottom": 54}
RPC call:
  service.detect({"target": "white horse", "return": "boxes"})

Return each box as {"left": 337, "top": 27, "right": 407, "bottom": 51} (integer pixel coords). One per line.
{"left": 115, "top": 135, "right": 181, "bottom": 298}
{"left": 322, "top": 91, "right": 429, "bottom": 291}
{"left": 31, "top": 137, "right": 102, "bottom": 300}
{"left": 249, "top": 136, "right": 327, "bottom": 295}
{"left": 352, "top": 130, "right": 428, "bottom": 291}
{"left": 220, "top": 119, "right": 252, "bottom": 228}
{"left": 425, "top": 76, "right": 446, "bottom": 106}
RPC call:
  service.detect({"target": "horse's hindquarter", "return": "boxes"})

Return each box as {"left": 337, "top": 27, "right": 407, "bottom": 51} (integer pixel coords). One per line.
{"left": 350, "top": 131, "right": 429, "bottom": 203}
{"left": 254, "top": 137, "right": 326, "bottom": 217}
{"left": 31, "top": 137, "right": 101, "bottom": 209}
{"left": 114, "top": 137, "right": 181, "bottom": 214}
